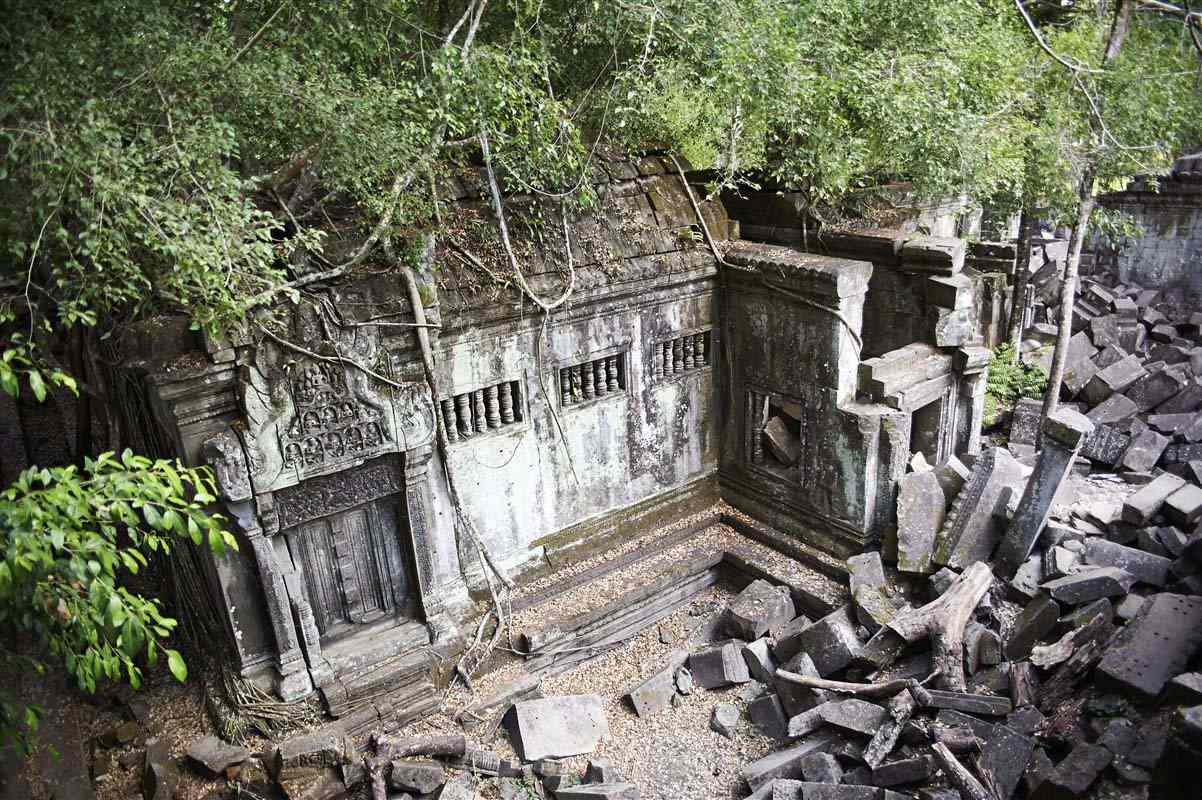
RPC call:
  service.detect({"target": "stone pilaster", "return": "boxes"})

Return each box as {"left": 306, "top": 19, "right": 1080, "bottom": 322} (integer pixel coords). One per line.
{"left": 404, "top": 443, "right": 459, "bottom": 643}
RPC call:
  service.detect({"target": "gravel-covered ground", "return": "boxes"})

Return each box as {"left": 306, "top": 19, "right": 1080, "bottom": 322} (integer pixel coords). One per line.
{"left": 10, "top": 502, "right": 842, "bottom": 800}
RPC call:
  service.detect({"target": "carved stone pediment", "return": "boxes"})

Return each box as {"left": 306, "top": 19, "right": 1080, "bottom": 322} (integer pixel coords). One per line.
{"left": 241, "top": 307, "right": 434, "bottom": 494}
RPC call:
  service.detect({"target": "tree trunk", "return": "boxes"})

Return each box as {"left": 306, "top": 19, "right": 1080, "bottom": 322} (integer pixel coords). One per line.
{"left": 1005, "top": 206, "right": 1034, "bottom": 351}
{"left": 1042, "top": 170, "right": 1096, "bottom": 418}
{"left": 71, "top": 326, "right": 93, "bottom": 462}
{"left": 1104, "top": 1, "right": 1133, "bottom": 63}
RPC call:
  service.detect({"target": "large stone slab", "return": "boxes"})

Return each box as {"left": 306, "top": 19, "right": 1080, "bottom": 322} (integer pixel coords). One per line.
{"left": 896, "top": 470, "right": 946, "bottom": 574}
{"left": 1123, "top": 472, "right": 1187, "bottom": 524}
{"left": 1086, "top": 393, "right": 1138, "bottom": 425}
{"left": 1041, "top": 567, "right": 1135, "bottom": 605}
{"left": 934, "top": 447, "right": 1026, "bottom": 569}
{"left": 1083, "top": 538, "right": 1171, "bottom": 587}
{"left": 1156, "top": 380, "right": 1202, "bottom": 413}
{"left": 1097, "top": 593, "right": 1202, "bottom": 701}
{"left": 996, "top": 408, "right": 1092, "bottom": 575}
{"left": 505, "top": 695, "right": 609, "bottom": 760}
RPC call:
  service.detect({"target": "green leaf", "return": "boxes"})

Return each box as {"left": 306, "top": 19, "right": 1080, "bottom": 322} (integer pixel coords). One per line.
{"left": 166, "top": 649, "right": 187, "bottom": 683}
{"left": 27, "top": 371, "right": 46, "bottom": 403}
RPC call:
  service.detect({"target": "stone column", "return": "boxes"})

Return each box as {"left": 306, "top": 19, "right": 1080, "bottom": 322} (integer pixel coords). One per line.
{"left": 954, "top": 345, "right": 991, "bottom": 456}
{"left": 403, "top": 443, "right": 458, "bottom": 643}
{"left": 995, "top": 409, "right": 1093, "bottom": 575}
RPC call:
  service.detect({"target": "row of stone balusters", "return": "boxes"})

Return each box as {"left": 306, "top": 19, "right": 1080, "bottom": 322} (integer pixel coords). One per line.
{"left": 440, "top": 380, "right": 521, "bottom": 442}
{"left": 561, "top": 355, "right": 624, "bottom": 406}
{"left": 653, "top": 330, "right": 711, "bottom": 379}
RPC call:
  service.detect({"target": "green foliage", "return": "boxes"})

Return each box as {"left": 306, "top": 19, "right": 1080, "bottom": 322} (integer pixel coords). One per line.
{"left": 0, "top": 451, "right": 234, "bottom": 755}
{"left": 984, "top": 343, "right": 1048, "bottom": 428}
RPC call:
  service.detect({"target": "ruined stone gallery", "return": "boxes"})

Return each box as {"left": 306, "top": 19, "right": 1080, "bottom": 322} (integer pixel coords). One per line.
{"left": 4, "top": 145, "right": 1197, "bottom": 800}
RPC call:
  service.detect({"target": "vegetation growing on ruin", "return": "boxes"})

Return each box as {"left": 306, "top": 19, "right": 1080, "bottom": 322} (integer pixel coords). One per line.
{"left": 1, "top": 0, "right": 1201, "bottom": 755}
{"left": 984, "top": 343, "right": 1050, "bottom": 429}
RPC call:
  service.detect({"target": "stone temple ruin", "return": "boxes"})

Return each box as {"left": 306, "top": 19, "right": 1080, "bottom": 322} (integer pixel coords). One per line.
{"left": 68, "top": 153, "right": 1202, "bottom": 799}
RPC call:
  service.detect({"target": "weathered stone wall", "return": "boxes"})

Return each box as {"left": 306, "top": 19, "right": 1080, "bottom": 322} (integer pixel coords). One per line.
{"left": 1090, "top": 165, "right": 1202, "bottom": 304}
{"left": 129, "top": 154, "right": 729, "bottom": 699}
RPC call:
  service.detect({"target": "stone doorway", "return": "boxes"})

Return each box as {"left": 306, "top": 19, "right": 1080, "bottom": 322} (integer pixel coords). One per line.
{"left": 910, "top": 396, "right": 946, "bottom": 463}
{"left": 274, "top": 456, "right": 421, "bottom": 646}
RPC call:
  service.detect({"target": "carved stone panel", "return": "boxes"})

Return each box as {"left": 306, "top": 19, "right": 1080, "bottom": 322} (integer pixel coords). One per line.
{"left": 202, "top": 427, "right": 252, "bottom": 502}
{"left": 274, "top": 459, "right": 404, "bottom": 530}
{"left": 279, "top": 361, "right": 393, "bottom": 472}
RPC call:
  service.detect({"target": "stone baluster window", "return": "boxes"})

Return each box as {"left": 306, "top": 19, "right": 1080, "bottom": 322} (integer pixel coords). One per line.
{"left": 559, "top": 353, "right": 627, "bottom": 407}
{"left": 745, "top": 388, "right": 807, "bottom": 483}
{"left": 443, "top": 380, "right": 523, "bottom": 440}
{"left": 655, "top": 329, "right": 713, "bottom": 382}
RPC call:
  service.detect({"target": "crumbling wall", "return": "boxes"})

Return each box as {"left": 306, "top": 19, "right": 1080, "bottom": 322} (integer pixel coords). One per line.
{"left": 1091, "top": 164, "right": 1202, "bottom": 304}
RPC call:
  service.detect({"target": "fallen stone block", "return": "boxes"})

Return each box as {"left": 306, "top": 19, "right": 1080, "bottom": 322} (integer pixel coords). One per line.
{"left": 748, "top": 693, "right": 789, "bottom": 739}
{"left": 1165, "top": 483, "right": 1202, "bottom": 527}
{"left": 1086, "top": 393, "right": 1139, "bottom": 424}
{"left": 1156, "top": 381, "right": 1202, "bottom": 414}
{"left": 740, "top": 732, "right": 839, "bottom": 790}
{"left": 772, "top": 615, "right": 814, "bottom": 663}
{"left": 933, "top": 456, "right": 971, "bottom": 505}
{"left": 1041, "top": 567, "right": 1136, "bottom": 604}
{"left": 1083, "top": 355, "right": 1146, "bottom": 407}
{"left": 919, "top": 689, "right": 1012, "bottom": 716}
{"left": 776, "top": 652, "right": 830, "bottom": 716}
{"left": 792, "top": 605, "right": 861, "bottom": 676}
{"left": 799, "top": 752, "right": 843, "bottom": 784}
{"left": 505, "top": 695, "right": 609, "bottom": 761}
{"left": 1097, "top": 593, "right": 1202, "bottom": 700}
{"left": 901, "top": 236, "right": 965, "bottom": 274}
{"left": 1127, "top": 368, "right": 1190, "bottom": 412}
{"left": 1080, "top": 423, "right": 1131, "bottom": 466}
{"left": 743, "top": 639, "right": 778, "bottom": 683}
{"left": 388, "top": 760, "right": 446, "bottom": 794}
{"left": 786, "top": 702, "right": 833, "bottom": 740}
{"left": 996, "top": 408, "right": 1093, "bottom": 575}
{"left": 852, "top": 585, "right": 904, "bottom": 634}
{"left": 554, "top": 783, "right": 640, "bottom": 799}
{"left": 1009, "top": 398, "right": 1044, "bottom": 448}
{"left": 1005, "top": 594, "right": 1060, "bottom": 661}
{"left": 765, "top": 416, "right": 802, "bottom": 466}
{"left": 186, "top": 735, "right": 249, "bottom": 777}
{"left": 1122, "top": 428, "right": 1171, "bottom": 473}
{"left": 1009, "top": 556, "right": 1044, "bottom": 601}
{"left": 818, "top": 699, "right": 889, "bottom": 735}
{"left": 711, "top": 703, "right": 739, "bottom": 739}
{"left": 689, "top": 640, "right": 751, "bottom": 688}
{"left": 585, "top": 758, "right": 621, "bottom": 784}
{"left": 272, "top": 733, "right": 343, "bottom": 775}
{"left": 625, "top": 650, "right": 688, "bottom": 717}
{"left": 724, "top": 579, "right": 795, "bottom": 640}
{"left": 143, "top": 738, "right": 178, "bottom": 800}
{"left": 871, "top": 755, "right": 931, "bottom": 787}
{"left": 1030, "top": 743, "right": 1111, "bottom": 800}
{"left": 1083, "top": 538, "right": 1171, "bottom": 587}
{"left": 934, "top": 446, "right": 1026, "bottom": 569}
{"left": 934, "top": 708, "right": 996, "bottom": 740}
{"left": 979, "top": 723, "right": 1035, "bottom": 799}
{"left": 1123, "top": 472, "right": 1187, "bottom": 524}
{"left": 896, "top": 470, "right": 946, "bottom": 575}
{"left": 1063, "top": 357, "right": 1100, "bottom": 398}
{"left": 772, "top": 781, "right": 905, "bottom": 799}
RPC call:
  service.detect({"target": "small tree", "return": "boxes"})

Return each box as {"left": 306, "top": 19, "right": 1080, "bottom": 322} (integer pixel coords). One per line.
{"left": 0, "top": 443, "right": 233, "bottom": 754}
